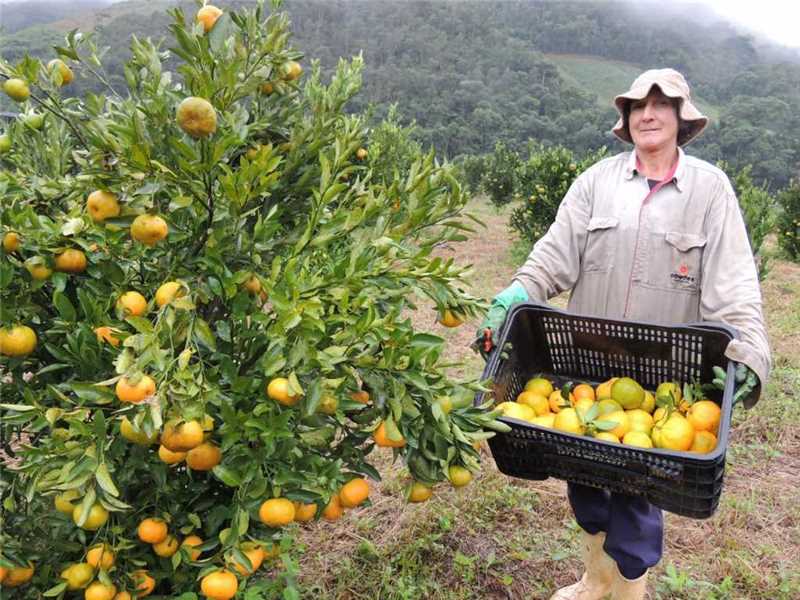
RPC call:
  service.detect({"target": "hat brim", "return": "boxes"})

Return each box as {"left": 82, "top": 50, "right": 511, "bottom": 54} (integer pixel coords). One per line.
{"left": 612, "top": 82, "right": 708, "bottom": 146}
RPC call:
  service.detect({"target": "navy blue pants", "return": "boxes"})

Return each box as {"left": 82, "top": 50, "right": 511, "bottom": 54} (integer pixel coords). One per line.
{"left": 568, "top": 483, "right": 663, "bottom": 579}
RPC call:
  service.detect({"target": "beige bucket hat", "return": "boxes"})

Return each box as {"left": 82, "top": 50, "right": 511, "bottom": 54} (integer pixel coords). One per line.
{"left": 612, "top": 68, "right": 708, "bottom": 146}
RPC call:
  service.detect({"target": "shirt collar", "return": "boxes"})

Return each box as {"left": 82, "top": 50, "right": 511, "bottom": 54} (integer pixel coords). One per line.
{"left": 624, "top": 147, "right": 686, "bottom": 193}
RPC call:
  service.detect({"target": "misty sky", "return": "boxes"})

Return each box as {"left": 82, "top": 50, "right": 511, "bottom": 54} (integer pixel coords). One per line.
{"left": 2, "top": 0, "right": 798, "bottom": 48}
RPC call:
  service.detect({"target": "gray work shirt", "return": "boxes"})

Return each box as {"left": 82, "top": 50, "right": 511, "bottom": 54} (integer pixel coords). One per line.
{"left": 513, "top": 148, "right": 771, "bottom": 406}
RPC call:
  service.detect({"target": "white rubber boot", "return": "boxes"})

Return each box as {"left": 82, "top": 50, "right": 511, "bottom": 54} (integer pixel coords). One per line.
{"left": 609, "top": 566, "right": 648, "bottom": 600}
{"left": 549, "top": 531, "right": 615, "bottom": 600}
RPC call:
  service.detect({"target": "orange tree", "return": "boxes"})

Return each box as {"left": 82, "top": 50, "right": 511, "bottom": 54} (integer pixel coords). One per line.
{"left": 0, "top": 1, "right": 507, "bottom": 597}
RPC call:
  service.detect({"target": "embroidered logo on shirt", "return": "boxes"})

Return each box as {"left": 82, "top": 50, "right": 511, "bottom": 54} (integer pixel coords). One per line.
{"left": 670, "top": 263, "right": 696, "bottom": 284}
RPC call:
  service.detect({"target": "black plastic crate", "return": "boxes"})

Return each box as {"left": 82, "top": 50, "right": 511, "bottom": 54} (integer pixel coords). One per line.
{"left": 476, "top": 302, "right": 739, "bottom": 519}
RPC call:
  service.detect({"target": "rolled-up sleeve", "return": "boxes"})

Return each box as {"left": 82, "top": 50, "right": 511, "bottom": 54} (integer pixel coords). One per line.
{"left": 513, "top": 175, "right": 591, "bottom": 301}
{"left": 700, "top": 178, "right": 771, "bottom": 407}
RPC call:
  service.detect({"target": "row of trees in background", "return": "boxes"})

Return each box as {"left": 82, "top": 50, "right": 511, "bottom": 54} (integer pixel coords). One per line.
{"left": 2, "top": 0, "right": 799, "bottom": 190}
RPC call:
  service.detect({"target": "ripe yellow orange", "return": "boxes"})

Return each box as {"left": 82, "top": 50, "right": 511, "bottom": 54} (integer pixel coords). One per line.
{"left": 266, "top": 377, "right": 300, "bottom": 406}
{"left": 652, "top": 414, "right": 695, "bottom": 451}
{"left": 3, "top": 563, "right": 34, "bottom": 587}
{"left": 596, "top": 398, "right": 623, "bottom": 416}
{"left": 87, "top": 191, "right": 120, "bottom": 222}
{"left": 372, "top": 421, "right": 406, "bottom": 448}
{"left": 48, "top": 59, "right": 74, "bottom": 85}
{"left": 516, "top": 391, "right": 550, "bottom": 416}
{"left": 594, "top": 431, "right": 619, "bottom": 443}
{"left": 94, "top": 326, "right": 121, "bottom": 347}
{"left": 282, "top": 60, "right": 303, "bottom": 81}
{"left": 573, "top": 397, "right": 595, "bottom": 417}
{"left": 258, "top": 498, "right": 295, "bottom": 527}
{"left": 603, "top": 410, "right": 631, "bottom": 440}
{"left": 595, "top": 377, "right": 618, "bottom": 400}
{"left": 86, "top": 543, "right": 115, "bottom": 569}
{"left": 3, "top": 78, "right": 30, "bottom": 102}
{"left": 112, "top": 592, "right": 132, "bottom": 600}
{"left": 626, "top": 409, "right": 654, "bottom": 434}
{"left": 530, "top": 413, "right": 556, "bottom": 428}
{"left": 196, "top": 5, "right": 223, "bottom": 32}
{"left": 548, "top": 389, "right": 574, "bottom": 413}
{"left": 293, "top": 502, "right": 317, "bottom": 522}
{"left": 349, "top": 390, "right": 370, "bottom": 404}
{"left": 448, "top": 465, "right": 473, "bottom": 488}
{"left": 686, "top": 400, "right": 721, "bottom": 433}
{"left": 25, "top": 257, "right": 52, "bottom": 280}
{"left": 611, "top": 377, "right": 644, "bottom": 410}
{"left": 85, "top": 581, "right": 117, "bottom": 600}
{"left": 524, "top": 377, "right": 554, "bottom": 397}
{"left": 153, "top": 535, "right": 179, "bottom": 558}
{"left": 161, "top": 419, "right": 204, "bottom": 451}
{"left": 131, "top": 214, "right": 168, "bottom": 246}
{"left": 154, "top": 281, "right": 185, "bottom": 307}
{"left": 180, "top": 535, "right": 203, "bottom": 560}
{"left": 0, "top": 325, "right": 37, "bottom": 357}
{"left": 232, "top": 542, "right": 264, "bottom": 576}
{"left": 553, "top": 407, "right": 585, "bottom": 435}
{"left": 640, "top": 390, "right": 656, "bottom": 413}
{"left": 260, "top": 81, "right": 274, "bottom": 95}
{"left": 73, "top": 502, "right": 109, "bottom": 530}
{"left": 690, "top": 430, "right": 718, "bottom": 453}
{"left": 622, "top": 431, "right": 654, "bottom": 448}
{"left": 655, "top": 381, "right": 682, "bottom": 407}
{"left": 177, "top": 97, "right": 217, "bottom": 138}
{"left": 322, "top": 494, "right": 343, "bottom": 521}
{"left": 200, "top": 570, "right": 238, "bottom": 600}
{"left": 3, "top": 231, "right": 21, "bottom": 253}
{"left": 55, "top": 489, "right": 81, "bottom": 515}
{"left": 186, "top": 442, "right": 221, "bottom": 471}
{"left": 138, "top": 518, "right": 168, "bottom": 544}
{"left": 0, "top": 566, "right": 7, "bottom": 583}
{"left": 653, "top": 407, "right": 668, "bottom": 424}
{"left": 438, "top": 309, "right": 464, "bottom": 328}
{"left": 573, "top": 383, "right": 596, "bottom": 402}
{"left": 158, "top": 444, "right": 186, "bottom": 464}
{"left": 116, "top": 374, "right": 156, "bottom": 403}
{"left": 61, "top": 562, "right": 94, "bottom": 590}
{"left": 116, "top": 291, "right": 148, "bottom": 317}
{"left": 243, "top": 275, "right": 261, "bottom": 294}
{"left": 54, "top": 248, "right": 87, "bottom": 273}
{"left": 132, "top": 570, "right": 155, "bottom": 597}
{"left": 408, "top": 481, "right": 433, "bottom": 503}
{"left": 339, "top": 478, "right": 370, "bottom": 508}
{"left": 356, "top": 147, "right": 368, "bottom": 160}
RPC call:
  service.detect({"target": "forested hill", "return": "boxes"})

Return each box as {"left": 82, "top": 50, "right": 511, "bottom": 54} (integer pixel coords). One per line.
{"left": 2, "top": 0, "right": 799, "bottom": 187}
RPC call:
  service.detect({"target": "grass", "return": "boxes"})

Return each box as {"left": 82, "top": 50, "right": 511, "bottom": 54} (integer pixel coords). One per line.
{"left": 260, "top": 196, "right": 800, "bottom": 600}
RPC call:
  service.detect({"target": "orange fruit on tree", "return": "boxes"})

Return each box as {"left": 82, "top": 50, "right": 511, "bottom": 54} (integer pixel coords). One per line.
{"left": 137, "top": 518, "right": 168, "bottom": 544}
{"left": 153, "top": 535, "right": 179, "bottom": 558}
{"left": 372, "top": 420, "right": 406, "bottom": 447}
{"left": 293, "top": 501, "right": 317, "bottom": 522}
{"left": 130, "top": 214, "right": 168, "bottom": 246}
{"left": 258, "top": 498, "right": 295, "bottom": 527}
{"left": 0, "top": 566, "right": 6, "bottom": 583}
{"left": 94, "top": 326, "right": 121, "bottom": 347}
{"left": 243, "top": 275, "right": 261, "bottom": 294}
{"left": 86, "top": 543, "right": 115, "bottom": 569}
{"left": 54, "top": 489, "right": 81, "bottom": 514}
{"left": 652, "top": 414, "right": 695, "bottom": 451}
{"left": 112, "top": 592, "right": 132, "bottom": 600}
{"left": 200, "top": 569, "right": 238, "bottom": 600}
{"left": 408, "top": 481, "right": 433, "bottom": 503}
{"left": 116, "top": 374, "right": 156, "bottom": 403}
{"left": 61, "top": 562, "right": 94, "bottom": 590}
{"left": 260, "top": 81, "right": 274, "bottom": 95}
{"left": 196, "top": 5, "right": 223, "bottom": 32}
{"left": 448, "top": 465, "right": 473, "bottom": 488}
{"left": 161, "top": 419, "right": 204, "bottom": 451}
{"left": 116, "top": 291, "right": 148, "bottom": 317}
{"left": 3, "top": 78, "right": 30, "bottom": 102}
{"left": 690, "top": 430, "right": 718, "bottom": 453}
{"left": 73, "top": 502, "right": 109, "bottom": 530}
{"left": 0, "top": 324, "right": 37, "bottom": 357}
{"left": 154, "top": 281, "right": 185, "bottom": 307}
{"left": 176, "top": 97, "right": 217, "bottom": 138}
{"left": 87, "top": 191, "right": 120, "bottom": 222}
{"left": 47, "top": 59, "right": 74, "bottom": 85}
{"left": 318, "top": 394, "right": 339, "bottom": 415}
{"left": 573, "top": 383, "right": 596, "bottom": 402}
{"left": 355, "top": 147, "right": 368, "bottom": 160}
{"left": 158, "top": 444, "right": 186, "bottom": 464}
{"left": 186, "top": 442, "right": 221, "bottom": 470}
{"left": 322, "top": 494, "right": 343, "bottom": 521}
{"left": 181, "top": 535, "right": 203, "bottom": 560}
{"left": 3, "top": 562, "right": 34, "bottom": 587}
{"left": 132, "top": 570, "right": 155, "bottom": 597}
{"left": 438, "top": 309, "right": 464, "bottom": 327}
{"left": 54, "top": 248, "right": 88, "bottom": 273}
{"left": 85, "top": 581, "right": 117, "bottom": 600}
{"left": 266, "top": 377, "right": 300, "bottom": 406}
{"left": 25, "top": 257, "right": 52, "bottom": 280}
{"left": 339, "top": 477, "right": 370, "bottom": 508}
{"left": 3, "top": 231, "right": 21, "bottom": 253}
{"left": 349, "top": 389, "right": 370, "bottom": 404}
{"left": 611, "top": 377, "right": 644, "bottom": 409}
{"left": 686, "top": 400, "right": 721, "bottom": 433}
{"left": 281, "top": 60, "right": 303, "bottom": 81}
{"left": 595, "top": 377, "right": 618, "bottom": 400}
{"left": 516, "top": 391, "right": 550, "bottom": 416}
{"left": 232, "top": 542, "right": 264, "bottom": 576}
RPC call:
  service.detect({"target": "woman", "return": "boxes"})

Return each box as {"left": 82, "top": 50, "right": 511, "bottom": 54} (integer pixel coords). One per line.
{"left": 479, "top": 69, "right": 771, "bottom": 600}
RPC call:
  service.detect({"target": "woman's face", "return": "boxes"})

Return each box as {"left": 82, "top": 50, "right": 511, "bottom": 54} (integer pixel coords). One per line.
{"left": 628, "top": 88, "right": 680, "bottom": 152}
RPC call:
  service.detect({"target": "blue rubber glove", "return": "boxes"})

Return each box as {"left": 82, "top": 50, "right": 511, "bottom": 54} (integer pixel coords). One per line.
{"left": 474, "top": 281, "right": 528, "bottom": 359}
{"left": 712, "top": 363, "right": 758, "bottom": 406}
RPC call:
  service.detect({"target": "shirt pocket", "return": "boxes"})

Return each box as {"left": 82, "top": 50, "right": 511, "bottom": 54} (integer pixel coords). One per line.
{"left": 582, "top": 216, "right": 619, "bottom": 273}
{"left": 645, "top": 231, "right": 707, "bottom": 292}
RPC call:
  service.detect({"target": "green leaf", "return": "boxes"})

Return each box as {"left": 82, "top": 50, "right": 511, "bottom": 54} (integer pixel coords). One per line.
{"left": 95, "top": 463, "right": 119, "bottom": 497}
{"left": 193, "top": 318, "right": 217, "bottom": 351}
{"left": 43, "top": 582, "right": 68, "bottom": 597}
{"left": 52, "top": 291, "right": 77, "bottom": 322}
{"left": 213, "top": 465, "right": 242, "bottom": 487}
